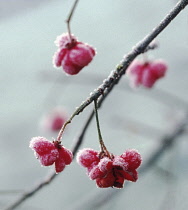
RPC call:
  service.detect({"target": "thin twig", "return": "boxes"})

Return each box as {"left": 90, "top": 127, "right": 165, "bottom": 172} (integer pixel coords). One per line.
{"left": 66, "top": 0, "right": 79, "bottom": 41}
{"left": 3, "top": 108, "right": 96, "bottom": 210}
{"left": 40, "top": 72, "right": 188, "bottom": 110}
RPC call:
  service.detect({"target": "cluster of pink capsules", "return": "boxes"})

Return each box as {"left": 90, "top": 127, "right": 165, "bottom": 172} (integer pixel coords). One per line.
{"left": 77, "top": 148, "right": 142, "bottom": 188}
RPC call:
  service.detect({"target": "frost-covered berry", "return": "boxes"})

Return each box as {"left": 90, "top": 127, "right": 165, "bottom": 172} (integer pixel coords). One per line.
{"left": 55, "top": 157, "right": 66, "bottom": 173}
{"left": 58, "top": 146, "right": 73, "bottom": 165}
{"left": 88, "top": 165, "right": 106, "bottom": 180}
{"left": 98, "top": 157, "right": 113, "bottom": 173}
{"left": 141, "top": 66, "right": 158, "bottom": 88}
{"left": 53, "top": 33, "right": 96, "bottom": 75}
{"left": 29, "top": 137, "right": 59, "bottom": 166}
{"left": 149, "top": 59, "right": 167, "bottom": 78}
{"left": 55, "top": 146, "right": 73, "bottom": 173}
{"left": 77, "top": 148, "right": 100, "bottom": 168}
{"left": 127, "top": 59, "right": 167, "bottom": 88}
{"left": 127, "top": 60, "right": 143, "bottom": 88}
{"left": 121, "top": 149, "right": 142, "bottom": 170}
{"left": 40, "top": 107, "right": 67, "bottom": 132}
{"left": 113, "top": 156, "right": 128, "bottom": 171}
{"left": 30, "top": 137, "right": 73, "bottom": 173}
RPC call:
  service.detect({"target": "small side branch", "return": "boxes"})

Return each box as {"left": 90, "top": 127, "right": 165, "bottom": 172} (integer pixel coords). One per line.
{"left": 57, "top": 0, "right": 188, "bottom": 141}
{"left": 3, "top": 109, "right": 95, "bottom": 210}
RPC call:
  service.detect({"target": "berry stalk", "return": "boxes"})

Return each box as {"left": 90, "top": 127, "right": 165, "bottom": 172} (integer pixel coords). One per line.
{"left": 66, "top": 0, "right": 79, "bottom": 42}
{"left": 94, "top": 100, "right": 111, "bottom": 158}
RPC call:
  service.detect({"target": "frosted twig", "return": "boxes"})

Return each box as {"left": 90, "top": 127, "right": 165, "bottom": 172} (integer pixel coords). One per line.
{"left": 57, "top": 0, "right": 188, "bottom": 142}
{"left": 3, "top": 0, "right": 188, "bottom": 209}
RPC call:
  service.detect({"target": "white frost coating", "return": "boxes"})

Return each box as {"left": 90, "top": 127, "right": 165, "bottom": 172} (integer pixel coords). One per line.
{"left": 29, "top": 136, "right": 48, "bottom": 149}
{"left": 39, "top": 153, "right": 56, "bottom": 166}
{"left": 30, "top": 136, "right": 59, "bottom": 166}
{"left": 121, "top": 149, "right": 142, "bottom": 169}
{"left": 54, "top": 33, "right": 77, "bottom": 48}
{"left": 76, "top": 148, "right": 99, "bottom": 167}
{"left": 88, "top": 166, "right": 104, "bottom": 180}
{"left": 123, "top": 149, "right": 141, "bottom": 161}
{"left": 30, "top": 136, "right": 58, "bottom": 155}
{"left": 98, "top": 157, "right": 112, "bottom": 172}
{"left": 113, "top": 156, "right": 128, "bottom": 171}
{"left": 37, "top": 148, "right": 59, "bottom": 166}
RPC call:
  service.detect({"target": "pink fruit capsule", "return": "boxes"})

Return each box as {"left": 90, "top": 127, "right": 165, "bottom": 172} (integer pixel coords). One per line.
{"left": 121, "top": 149, "right": 142, "bottom": 170}
{"left": 29, "top": 137, "right": 59, "bottom": 166}
{"left": 127, "top": 59, "right": 167, "bottom": 88}
{"left": 77, "top": 148, "right": 100, "bottom": 168}
{"left": 53, "top": 33, "right": 96, "bottom": 75}
{"left": 40, "top": 107, "right": 67, "bottom": 132}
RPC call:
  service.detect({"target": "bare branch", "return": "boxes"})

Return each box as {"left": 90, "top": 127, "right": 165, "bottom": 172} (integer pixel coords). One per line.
{"left": 57, "top": 0, "right": 188, "bottom": 141}
{"left": 3, "top": 1, "right": 188, "bottom": 209}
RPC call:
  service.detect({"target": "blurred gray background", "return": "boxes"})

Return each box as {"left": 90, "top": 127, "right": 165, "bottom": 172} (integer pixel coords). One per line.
{"left": 1, "top": 0, "right": 188, "bottom": 209}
